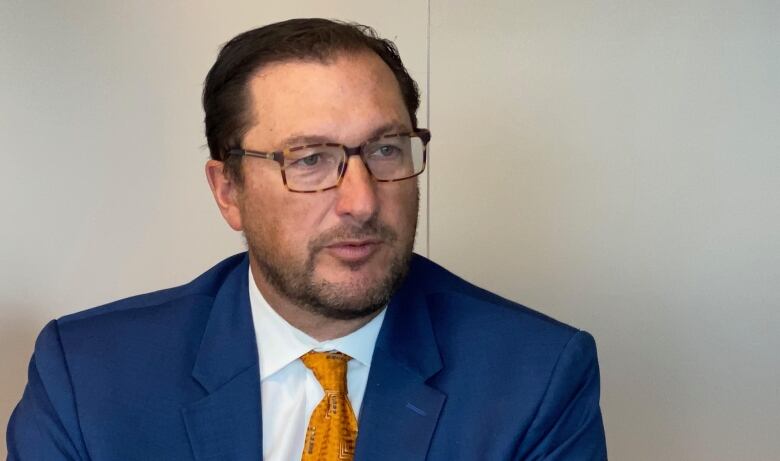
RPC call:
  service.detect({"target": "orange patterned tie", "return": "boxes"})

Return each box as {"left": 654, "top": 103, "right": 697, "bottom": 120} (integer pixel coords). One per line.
{"left": 300, "top": 351, "right": 358, "bottom": 461}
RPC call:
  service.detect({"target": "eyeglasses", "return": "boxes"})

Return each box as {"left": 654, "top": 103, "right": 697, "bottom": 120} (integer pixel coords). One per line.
{"left": 227, "top": 129, "right": 430, "bottom": 193}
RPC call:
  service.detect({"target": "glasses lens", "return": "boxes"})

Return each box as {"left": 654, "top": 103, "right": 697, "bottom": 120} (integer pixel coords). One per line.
{"left": 363, "top": 135, "right": 425, "bottom": 181}
{"left": 283, "top": 145, "right": 344, "bottom": 191}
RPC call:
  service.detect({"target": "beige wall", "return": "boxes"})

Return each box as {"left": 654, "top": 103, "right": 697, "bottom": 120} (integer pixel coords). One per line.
{"left": 1, "top": 1, "right": 778, "bottom": 459}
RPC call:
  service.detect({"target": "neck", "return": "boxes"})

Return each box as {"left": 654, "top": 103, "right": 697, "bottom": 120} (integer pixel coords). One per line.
{"left": 249, "top": 260, "right": 379, "bottom": 341}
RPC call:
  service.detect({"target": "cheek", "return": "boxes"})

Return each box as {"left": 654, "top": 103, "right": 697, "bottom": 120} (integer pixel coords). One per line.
{"left": 381, "top": 183, "right": 419, "bottom": 228}
{"left": 237, "top": 173, "right": 287, "bottom": 242}
{"left": 242, "top": 191, "right": 331, "bottom": 249}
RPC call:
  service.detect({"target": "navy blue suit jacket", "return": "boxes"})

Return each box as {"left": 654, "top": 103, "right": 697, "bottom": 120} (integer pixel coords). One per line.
{"left": 7, "top": 253, "right": 606, "bottom": 460}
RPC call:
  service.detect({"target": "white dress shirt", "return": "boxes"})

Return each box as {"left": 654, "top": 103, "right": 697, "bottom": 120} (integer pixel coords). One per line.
{"left": 248, "top": 267, "right": 386, "bottom": 461}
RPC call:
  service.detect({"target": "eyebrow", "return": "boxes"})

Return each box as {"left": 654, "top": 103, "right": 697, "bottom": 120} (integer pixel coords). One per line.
{"left": 277, "top": 122, "right": 412, "bottom": 149}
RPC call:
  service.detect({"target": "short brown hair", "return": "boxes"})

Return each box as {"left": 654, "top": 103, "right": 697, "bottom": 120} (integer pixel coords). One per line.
{"left": 202, "top": 18, "right": 421, "bottom": 184}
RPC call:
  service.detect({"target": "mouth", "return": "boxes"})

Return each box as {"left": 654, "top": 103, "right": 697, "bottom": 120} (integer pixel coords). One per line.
{"left": 324, "top": 239, "right": 382, "bottom": 263}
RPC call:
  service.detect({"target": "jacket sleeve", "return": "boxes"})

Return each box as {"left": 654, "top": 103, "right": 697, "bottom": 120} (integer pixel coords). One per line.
{"left": 6, "top": 320, "right": 89, "bottom": 461}
{"left": 516, "top": 330, "right": 608, "bottom": 461}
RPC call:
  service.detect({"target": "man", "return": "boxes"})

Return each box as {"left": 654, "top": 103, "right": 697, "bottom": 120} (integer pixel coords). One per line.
{"left": 7, "top": 18, "right": 606, "bottom": 460}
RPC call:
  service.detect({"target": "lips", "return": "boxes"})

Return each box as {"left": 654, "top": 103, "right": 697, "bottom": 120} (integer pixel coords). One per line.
{"left": 324, "top": 239, "right": 382, "bottom": 263}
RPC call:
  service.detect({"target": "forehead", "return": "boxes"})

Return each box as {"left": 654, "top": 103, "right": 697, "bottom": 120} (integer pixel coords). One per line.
{"left": 244, "top": 52, "right": 411, "bottom": 147}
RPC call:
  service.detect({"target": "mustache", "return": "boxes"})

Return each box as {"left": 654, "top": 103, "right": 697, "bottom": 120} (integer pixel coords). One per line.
{"left": 309, "top": 218, "right": 398, "bottom": 252}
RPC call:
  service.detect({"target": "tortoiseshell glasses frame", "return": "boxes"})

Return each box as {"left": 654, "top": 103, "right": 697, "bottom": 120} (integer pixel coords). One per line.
{"left": 227, "top": 129, "right": 430, "bottom": 193}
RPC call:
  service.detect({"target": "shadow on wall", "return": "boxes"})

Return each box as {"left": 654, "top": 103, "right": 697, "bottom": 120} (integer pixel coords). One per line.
{"left": 0, "top": 305, "right": 47, "bottom": 459}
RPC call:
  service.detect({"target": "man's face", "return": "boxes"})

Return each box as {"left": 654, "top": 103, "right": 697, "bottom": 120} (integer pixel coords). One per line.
{"left": 232, "top": 52, "right": 419, "bottom": 320}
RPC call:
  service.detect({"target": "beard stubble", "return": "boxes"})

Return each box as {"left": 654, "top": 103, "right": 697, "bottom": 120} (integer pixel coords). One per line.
{"left": 246, "top": 209, "right": 417, "bottom": 321}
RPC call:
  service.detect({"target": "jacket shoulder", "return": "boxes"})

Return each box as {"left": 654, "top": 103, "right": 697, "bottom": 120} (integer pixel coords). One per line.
{"left": 409, "top": 253, "right": 578, "bottom": 339}
{"left": 57, "top": 253, "right": 246, "bottom": 326}
{"left": 407, "top": 255, "right": 606, "bottom": 459}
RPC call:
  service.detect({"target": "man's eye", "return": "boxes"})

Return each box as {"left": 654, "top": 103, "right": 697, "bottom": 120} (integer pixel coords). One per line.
{"left": 294, "top": 153, "right": 322, "bottom": 167}
{"left": 372, "top": 145, "right": 402, "bottom": 158}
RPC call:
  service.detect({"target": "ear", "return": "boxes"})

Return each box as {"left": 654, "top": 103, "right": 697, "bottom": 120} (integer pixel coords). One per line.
{"left": 205, "top": 159, "right": 243, "bottom": 231}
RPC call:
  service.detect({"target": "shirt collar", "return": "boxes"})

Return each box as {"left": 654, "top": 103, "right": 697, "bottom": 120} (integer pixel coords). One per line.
{"left": 248, "top": 265, "right": 386, "bottom": 380}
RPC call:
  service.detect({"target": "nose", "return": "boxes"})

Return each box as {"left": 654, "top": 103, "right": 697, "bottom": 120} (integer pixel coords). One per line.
{"left": 333, "top": 155, "right": 378, "bottom": 224}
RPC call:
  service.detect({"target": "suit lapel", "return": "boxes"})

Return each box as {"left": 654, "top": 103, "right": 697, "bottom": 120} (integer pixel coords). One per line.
{"left": 181, "top": 255, "right": 263, "bottom": 461}
{"left": 355, "top": 266, "right": 446, "bottom": 461}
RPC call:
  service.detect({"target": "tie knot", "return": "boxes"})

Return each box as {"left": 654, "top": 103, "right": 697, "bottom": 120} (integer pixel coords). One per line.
{"left": 300, "top": 351, "right": 351, "bottom": 394}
